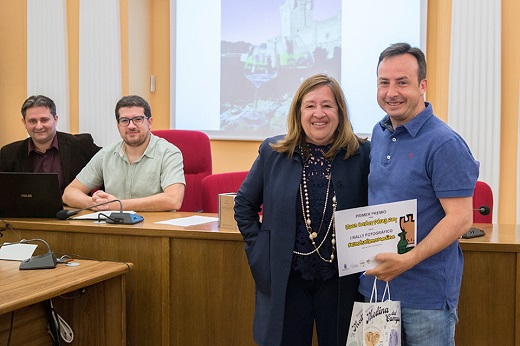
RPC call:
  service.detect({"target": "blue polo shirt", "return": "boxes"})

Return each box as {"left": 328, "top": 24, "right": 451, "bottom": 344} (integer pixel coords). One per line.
{"left": 359, "top": 102, "right": 479, "bottom": 309}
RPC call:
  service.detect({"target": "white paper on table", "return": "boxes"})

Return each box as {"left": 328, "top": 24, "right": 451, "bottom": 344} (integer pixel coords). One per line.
{"left": 154, "top": 215, "right": 219, "bottom": 227}
{"left": 0, "top": 243, "right": 38, "bottom": 261}
{"left": 335, "top": 199, "right": 417, "bottom": 276}
{"left": 72, "top": 211, "right": 137, "bottom": 220}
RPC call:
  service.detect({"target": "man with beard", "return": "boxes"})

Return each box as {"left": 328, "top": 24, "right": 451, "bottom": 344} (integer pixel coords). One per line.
{"left": 0, "top": 95, "right": 100, "bottom": 193}
{"left": 63, "top": 95, "right": 185, "bottom": 212}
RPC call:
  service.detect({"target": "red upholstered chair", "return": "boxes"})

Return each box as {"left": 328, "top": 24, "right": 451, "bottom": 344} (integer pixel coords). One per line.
{"left": 201, "top": 171, "right": 249, "bottom": 213}
{"left": 152, "top": 129, "right": 212, "bottom": 212}
{"left": 472, "top": 180, "right": 493, "bottom": 223}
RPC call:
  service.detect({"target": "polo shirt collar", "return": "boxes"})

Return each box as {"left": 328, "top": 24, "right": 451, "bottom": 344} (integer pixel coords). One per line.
{"left": 116, "top": 132, "right": 156, "bottom": 160}
{"left": 143, "top": 133, "right": 158, "bottom": 158}
{"left": 378, "top": 102, "right": 433, "bottom": 137}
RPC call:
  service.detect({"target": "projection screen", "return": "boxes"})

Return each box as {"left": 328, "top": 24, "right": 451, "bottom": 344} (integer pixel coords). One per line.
{"left": 172, "top": 0, "right": 427, "bottom": 140}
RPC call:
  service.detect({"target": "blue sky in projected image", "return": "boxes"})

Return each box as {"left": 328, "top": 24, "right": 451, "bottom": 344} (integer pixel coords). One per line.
{"left": 221, "top": 0, "right": 341, "bottom": 45}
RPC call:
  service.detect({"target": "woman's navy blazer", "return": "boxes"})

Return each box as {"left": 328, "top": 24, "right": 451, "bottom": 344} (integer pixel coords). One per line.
{"left": 235, "top": 135, "right": 370, "bottom": 346}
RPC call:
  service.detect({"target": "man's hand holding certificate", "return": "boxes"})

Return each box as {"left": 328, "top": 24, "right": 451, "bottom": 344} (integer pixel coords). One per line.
{"left": 335, "top": 199, "right": 417, "bottom": 276}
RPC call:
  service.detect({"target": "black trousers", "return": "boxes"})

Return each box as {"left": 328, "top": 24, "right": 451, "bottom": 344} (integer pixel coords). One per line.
{"left": 280, "top": 270, "right": 362, "bottom": 346}
{"left": 282, "top": 271, "right": 339, "bottom": 346}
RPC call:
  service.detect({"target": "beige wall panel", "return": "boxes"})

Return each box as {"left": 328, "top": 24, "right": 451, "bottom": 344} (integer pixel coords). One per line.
{"left": 0, "top": 2, "right": 28, "bottom": 145}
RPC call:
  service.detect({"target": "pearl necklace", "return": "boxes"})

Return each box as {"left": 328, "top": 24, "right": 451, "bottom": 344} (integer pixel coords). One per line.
{"left": 293, "top": 158, "right": 337, "bottom": 263}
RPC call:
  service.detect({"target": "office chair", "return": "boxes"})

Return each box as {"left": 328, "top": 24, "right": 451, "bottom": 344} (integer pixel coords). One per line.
{"left": 201, "top": 171, "right": 249, "bottom": 213}
{"left": 472, "top": 180, "right": 493, "bottom": 223}
{"left": 152, "top": 129, "right": 212, "bottom": 212}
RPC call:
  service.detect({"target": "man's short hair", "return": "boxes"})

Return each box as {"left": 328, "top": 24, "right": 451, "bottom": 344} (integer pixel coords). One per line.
{"left": 21, "top": 95, "right": 57, "bottom": 118}
{"left": 377, "top": 42, "right": 427, "bottom": 83}
{"left": 114, "top": 95, "right": 152, "bottom": 121}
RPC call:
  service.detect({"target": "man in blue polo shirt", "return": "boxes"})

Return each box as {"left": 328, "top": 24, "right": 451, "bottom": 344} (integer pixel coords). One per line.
{"left": 359, "top": 43, "right": 479, "bottom": 345}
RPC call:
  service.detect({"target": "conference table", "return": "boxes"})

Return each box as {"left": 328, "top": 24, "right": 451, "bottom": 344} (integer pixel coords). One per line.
{"left": 0, "top": 212, "right": 255, "bottom": 346}
{"left": 0, "top": 259, "right": 131, "bottom": 345}
{"left": 0, "top": 214, "right": 518, "bottom": 345}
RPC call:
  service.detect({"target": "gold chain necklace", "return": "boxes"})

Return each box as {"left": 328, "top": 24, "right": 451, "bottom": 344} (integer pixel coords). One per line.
{"left": 293, "top": 159, "right": 337, "bottom": 263}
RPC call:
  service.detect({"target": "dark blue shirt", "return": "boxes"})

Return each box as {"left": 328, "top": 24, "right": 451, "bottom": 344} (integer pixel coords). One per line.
{"left": 359, "top": 102, "right": 479, "bottom": 309}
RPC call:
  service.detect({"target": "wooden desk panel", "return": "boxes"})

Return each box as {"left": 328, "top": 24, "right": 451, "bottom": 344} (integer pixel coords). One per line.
{"left": 458, "top": 224, "right": 520, "bottom": 345}
{"left": 1, "top": 212, "right": 255, "bottom": 346}
{"left": 170, "top": 237, "right": 255, "bottom": 346}
{"left": 0, "top": 259, "right": 129, "bottom": 345}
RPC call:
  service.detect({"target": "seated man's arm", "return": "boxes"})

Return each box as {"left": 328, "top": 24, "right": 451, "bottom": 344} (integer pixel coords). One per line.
{"left": 122, "top": 182, "right": 184, "bottom": 211}
{"left": 90, "top": 183, "right": 185, "bottom": 212}
{"left": 62, "top": 178, "right": 97, "bottom": 208}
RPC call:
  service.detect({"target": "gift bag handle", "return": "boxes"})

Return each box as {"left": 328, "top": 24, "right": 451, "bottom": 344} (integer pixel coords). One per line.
{"left": 369, "top": 277, "right": 392, "bottom": 302}
{"left": 382, "top": 281, "right": 391, "bottom": 301}
{"left": 369, "top": 277, "right": 378, "bottom": 303}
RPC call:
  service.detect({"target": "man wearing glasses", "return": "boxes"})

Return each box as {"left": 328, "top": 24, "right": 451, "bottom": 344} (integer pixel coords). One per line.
{"left": 0, "top": 95, "right": 101, "bottom": 193}
{"left": 63, "top": 95, "right": 185, "bottom": 212}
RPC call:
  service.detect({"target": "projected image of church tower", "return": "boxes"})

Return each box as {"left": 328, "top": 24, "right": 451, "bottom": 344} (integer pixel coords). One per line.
{"left": 220, "top": 0, "right": 341, "bottom": 135}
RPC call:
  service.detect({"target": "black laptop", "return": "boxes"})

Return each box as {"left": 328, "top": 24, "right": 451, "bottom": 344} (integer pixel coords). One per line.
{"left": 0, "top": 172, "right": 63, "bottom": 218}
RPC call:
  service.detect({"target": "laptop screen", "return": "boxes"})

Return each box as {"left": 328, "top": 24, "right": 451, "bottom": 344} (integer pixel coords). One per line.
{"left": 0, "top": 172, "right": 63, "bottom": 218}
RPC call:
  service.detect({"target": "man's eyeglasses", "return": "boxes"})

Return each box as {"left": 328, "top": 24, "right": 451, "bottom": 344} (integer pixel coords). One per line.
{"left": 117, "top": 115, "right": 148, "bottom": 127}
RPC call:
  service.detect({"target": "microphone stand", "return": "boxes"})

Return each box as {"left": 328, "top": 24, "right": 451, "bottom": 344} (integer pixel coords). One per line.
{"left": 57, "top": 200, "right": 144, "bottom": 225}
{"left": 56, "top": 199, "right": 122, "bottom": 220}
{"left": 94, "top": 200, "right": 144, "bottom": 224}
{"left": 91, "top": 199, "right": 144, "bottom": 225}
{"left": 462, "top": 205, "right": 491, "bottom": 239}
{"left": 2, "top": 238, "right": 57, "bottom": 270}
{"left": 106, "top": 211, "right": 144, "bottom": 225}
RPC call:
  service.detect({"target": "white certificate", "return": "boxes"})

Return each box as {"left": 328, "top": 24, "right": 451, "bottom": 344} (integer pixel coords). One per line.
{"left": 335, "top": 199, "right": 417, "bottom": 276}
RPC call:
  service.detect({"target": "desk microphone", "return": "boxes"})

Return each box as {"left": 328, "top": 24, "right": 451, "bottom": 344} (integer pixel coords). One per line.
{"left": 106, "top": 201, "right": 144, "bottom": 225}
{"left": 474, "top": 205, "right": 491, "bottom": 215}
{"left": 463, "top": 205, "right": 491, "bottom": 239}
{"left": 2, "top": 238, "right": 57, "bottom": 270}
{"left": 56, "top": 199, "right": 144, "bottom": 224}
{"left": 57, "top": 199, "right": 122, "bottom": 220}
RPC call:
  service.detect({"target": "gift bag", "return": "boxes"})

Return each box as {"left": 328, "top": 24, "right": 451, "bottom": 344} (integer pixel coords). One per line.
{"left": 346, "top": 278, "right": 401, "bottom": 346}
